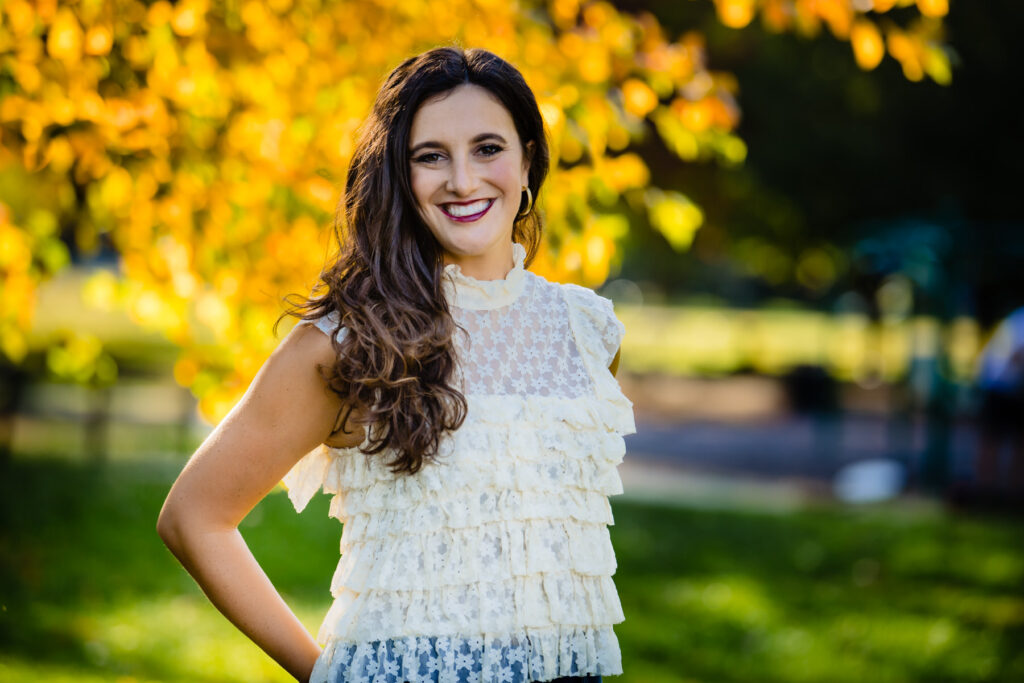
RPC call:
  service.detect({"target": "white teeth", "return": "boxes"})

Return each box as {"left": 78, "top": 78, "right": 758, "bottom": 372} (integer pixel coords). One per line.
{"left": 443, "top": 199, "right": 492, "bottom": 217}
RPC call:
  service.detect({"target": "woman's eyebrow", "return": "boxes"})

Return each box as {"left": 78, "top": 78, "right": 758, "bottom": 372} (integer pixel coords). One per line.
{"left": 409, "top": 133, "right": 508, "bottom": 155}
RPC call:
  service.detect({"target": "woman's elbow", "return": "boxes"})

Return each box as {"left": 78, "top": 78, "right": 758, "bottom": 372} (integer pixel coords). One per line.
{"left": 156, "top": 499, "right": 185, "bottom": 552}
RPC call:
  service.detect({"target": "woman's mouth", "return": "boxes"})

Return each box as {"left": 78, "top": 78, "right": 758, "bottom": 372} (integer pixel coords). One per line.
{"left": 440, "top": 198, "right": 494, "bottom": 222}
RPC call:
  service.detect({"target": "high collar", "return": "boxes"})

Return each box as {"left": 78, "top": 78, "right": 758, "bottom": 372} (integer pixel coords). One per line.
{"left": 442, "top": 242, "right": 528, "bottom": 310}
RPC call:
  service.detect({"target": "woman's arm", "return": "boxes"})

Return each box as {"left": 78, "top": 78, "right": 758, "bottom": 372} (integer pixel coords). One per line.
{"left": 156, "top": 322, "right": 344, "bottom": 683}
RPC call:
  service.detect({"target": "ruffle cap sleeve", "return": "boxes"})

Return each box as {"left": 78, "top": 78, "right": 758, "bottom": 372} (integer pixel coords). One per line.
{"left": 561, "top": 283, "right": 635, "bottom": 437}
{"left": 280, "top": 310, "right": 348, "bottom": 513}
{"left": 301, "top": 309, "right": 347, "bottom": 345}
{"left": 282, "top": 444, "right": 334, "bottom": 513}
{"left": 560, "top": 283, "right": 625, "bottom": 368}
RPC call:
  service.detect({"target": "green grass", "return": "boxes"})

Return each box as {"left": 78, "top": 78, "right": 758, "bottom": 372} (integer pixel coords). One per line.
{"left": 1, "top": 457, "right": 1022, "bottom": 682}
{"left": 611, "top": 501, "right": 1024, "bottom": 683}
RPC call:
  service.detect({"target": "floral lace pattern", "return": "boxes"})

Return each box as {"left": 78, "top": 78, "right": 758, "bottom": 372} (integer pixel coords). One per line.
{"left": 449, "top": 275, "right": 592, "bottom": 400}
{"left": 284, "top": 243, "right": 635, "bottom": 683}
{"left": 310, "top": 627, "right": 622, "bottom": 683}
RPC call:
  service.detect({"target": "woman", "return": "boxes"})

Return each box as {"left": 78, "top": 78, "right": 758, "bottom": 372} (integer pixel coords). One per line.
{"left": 157, "top": 47, "right": 634, "bottom": 683}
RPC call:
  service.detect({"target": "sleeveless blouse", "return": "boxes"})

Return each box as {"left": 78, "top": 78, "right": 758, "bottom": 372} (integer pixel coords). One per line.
{"left": 282, "top": 242, "right": 636, "bottom": 683}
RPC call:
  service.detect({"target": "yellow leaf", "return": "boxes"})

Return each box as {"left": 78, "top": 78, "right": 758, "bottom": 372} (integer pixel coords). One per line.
{"left": 539, "top": 102, "right": 564, "bottom": 131}
{"left": 578, "top": 43, "right": 610, "bottom": 83}
{"left": 916, "top": 0, "right": 948, "bottom": 18}
{"left": 100, "top": 166, "right": 134, "bottom": 211}
{"left": 173, "top": 357, "right": 200, "bottom": 387}
{"left": 720, "top": 135, "right": 747, "bottom": 166}
{"left": 851, "top": 19, "right": 885, "bottom": 71}
{"left": 653, "top": 107, "right": 699, "bottom": 160}
{"left": 715, "top": 0, "right": 756, "bottom": 29}
{"left": 46, "top": 8, "right": 83, "bottom": 65}
{"left": 607, "top": 125, "right": 630, "bottom": 151}
{"left": 582, "top": 230, "right": 612, "bottom": 284}
{"left": 4, "top": 0, "right": 36, "bottom": 39}
{"left": 819, "top": 0, "right": 854, "bottom": 40}
{"left": 648, "top": 190, "right": 704, "bottom": 251}
{"left": 84, "top": 25, "right": 113, "bottom": 56}
{"left": 560, "top": 133, "right": 584, "bottom": 165}
{"left": 603, "top": 154, "right": 650, "bottom": 192}
{"left": 12, "top": 62, "right": 42, "bottom": 93}
{"left": 171, "top": 1, "right": 205, "bottom": 36}
{"left": 551, "top": 0, "right": 581, "bottom": 30}
{"left": 82, "top": 270, "right": 119, "bottom": 311}
{"left": 886, "top": 28, "right": 924, "bottom": 81}
{"left": 621, "top": 78, "right": 658, "bottom": 117}
{"left": 676, "top": 98, "right": 714, "bottom": 133}
{"left": 51, "top": 97, "right": 75, "bottom": 126}
{"left": 923, "top": 44, "right": 952, "bottom": 85}
{"left": 0, "top": 326, "right": 29, "bottom": 363}
{"left": 0, "top": 226, "right": 31, "bottom": 270}
{"left": 762, "top": 0, "right": 793, "bottom": 32}
{"left": 196, "top": 292, "right": 231, "bottom": 335}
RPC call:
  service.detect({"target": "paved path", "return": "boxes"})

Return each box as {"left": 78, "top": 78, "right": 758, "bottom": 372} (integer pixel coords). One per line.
{"left": 617, "top": 413, "right": 980, "bottom": 512}
{"left": 625, "top": 413, "right": 978, "bottom": 480}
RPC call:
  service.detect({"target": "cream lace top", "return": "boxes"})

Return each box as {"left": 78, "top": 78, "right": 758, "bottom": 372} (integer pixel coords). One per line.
{"left": 282, "top": 242, "right": 636, "bottom": 683}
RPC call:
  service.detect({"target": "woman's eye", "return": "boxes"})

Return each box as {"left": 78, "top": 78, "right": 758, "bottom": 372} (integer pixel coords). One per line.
{"left": 478, "top": 144, "right": 503, "bottom": 156}
{"left": 413, "top": 152, "right": 442, "bottom": 164}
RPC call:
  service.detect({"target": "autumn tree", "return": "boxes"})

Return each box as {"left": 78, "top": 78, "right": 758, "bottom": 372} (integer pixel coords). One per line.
{"left": 0, "top": 0, "right": 952, "bottom": 419}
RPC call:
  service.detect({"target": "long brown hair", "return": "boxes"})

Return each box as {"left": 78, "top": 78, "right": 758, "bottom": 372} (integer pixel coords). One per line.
{"left": 282, "top": 47, "right": 550, "bottom": 474}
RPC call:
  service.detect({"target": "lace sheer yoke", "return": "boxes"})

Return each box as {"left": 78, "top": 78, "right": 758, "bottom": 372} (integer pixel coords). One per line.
{"left": 283, "top": 242, "right": 636, "bottom": 683}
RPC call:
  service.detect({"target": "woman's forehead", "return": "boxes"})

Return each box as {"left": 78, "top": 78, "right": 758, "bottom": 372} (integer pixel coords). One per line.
{"left": 410, "top": 84, "right": 517, "bottom": 144}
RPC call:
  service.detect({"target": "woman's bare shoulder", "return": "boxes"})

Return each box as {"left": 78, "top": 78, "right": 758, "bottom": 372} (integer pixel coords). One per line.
{"left": 285, "top": 317, "right": 340, "bottom": 356}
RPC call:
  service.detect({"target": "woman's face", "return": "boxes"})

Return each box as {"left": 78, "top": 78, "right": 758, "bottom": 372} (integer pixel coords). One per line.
{"left": 408, "top": 83, "right": 531, "bottom": 274}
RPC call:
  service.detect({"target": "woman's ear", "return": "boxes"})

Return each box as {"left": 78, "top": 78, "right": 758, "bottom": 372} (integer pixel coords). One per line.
{"left": 521, "top": 140, "right": 535, "bottom": 184}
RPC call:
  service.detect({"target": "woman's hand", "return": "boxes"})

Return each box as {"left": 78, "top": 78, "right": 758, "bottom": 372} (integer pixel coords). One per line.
{"left": 156, "top": 322, "right": 345, "bottom": 682}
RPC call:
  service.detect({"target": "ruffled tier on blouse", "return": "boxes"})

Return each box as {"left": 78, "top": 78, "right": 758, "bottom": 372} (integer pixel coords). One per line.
{"left": 327, "top": 425, "right": 625, "bottom": 519}
{"left": 332, "top": 519, "right": 617, "bottom": 593}
{"left": 282, "top": 392, "right": 635, "bottom": 515}
{"left": 321, "top": 573, "right": 624, "bottom": 644}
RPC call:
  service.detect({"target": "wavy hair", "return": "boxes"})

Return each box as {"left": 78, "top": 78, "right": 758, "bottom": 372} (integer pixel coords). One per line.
{"left": 282, "top": 47, "right": 550, "bottom": 474}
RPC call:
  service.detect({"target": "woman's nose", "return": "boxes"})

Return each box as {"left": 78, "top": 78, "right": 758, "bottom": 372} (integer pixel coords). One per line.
{"left": 446, "top": 154, "right": 478, "bottom": 196}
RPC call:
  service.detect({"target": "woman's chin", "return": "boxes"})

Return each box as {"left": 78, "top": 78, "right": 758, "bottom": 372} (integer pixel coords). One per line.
{"left": 434, "top": 228, "right": 515, "bottom": 263}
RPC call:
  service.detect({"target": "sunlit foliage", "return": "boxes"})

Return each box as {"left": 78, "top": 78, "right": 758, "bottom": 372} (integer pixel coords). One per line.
{"left": 0, "top": 0, "right": 951, "bottom": 419}
{"left": 718, "top": 0, "right": 953, "bottom": 82}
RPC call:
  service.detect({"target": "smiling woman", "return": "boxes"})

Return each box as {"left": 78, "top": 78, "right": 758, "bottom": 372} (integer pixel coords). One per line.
{"left": 407, "top": 85, "right": 534, "bottom": 279}
{"left": 157, "top": 47, "right": 634, "bottom": 683}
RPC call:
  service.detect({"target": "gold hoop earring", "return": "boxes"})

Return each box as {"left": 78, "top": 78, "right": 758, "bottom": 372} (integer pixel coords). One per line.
{"left": 518, "top": 185, "right": 534, "bottom": 217}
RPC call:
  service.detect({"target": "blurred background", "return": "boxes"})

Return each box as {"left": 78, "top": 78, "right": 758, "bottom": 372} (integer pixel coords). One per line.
{"left": 2, "top": 0, "right": 1022, "bottom": 681}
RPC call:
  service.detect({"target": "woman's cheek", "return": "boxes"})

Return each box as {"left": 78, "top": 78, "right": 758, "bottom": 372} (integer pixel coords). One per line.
{"left": 409, "top": 170, "right": 433, "bottom": 208}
